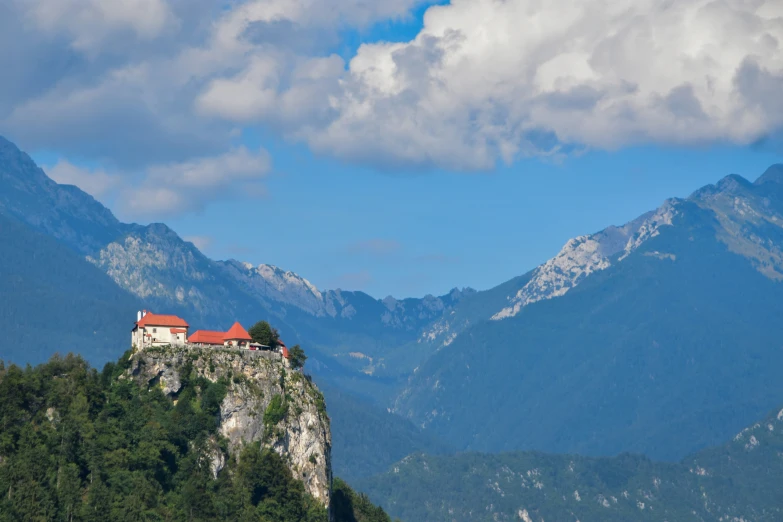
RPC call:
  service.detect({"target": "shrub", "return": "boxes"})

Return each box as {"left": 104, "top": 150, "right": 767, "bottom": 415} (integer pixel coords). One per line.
{"left": 288, "top": 345, "right": 307, "bottom": 370}
{"left": 264, "top": 394, "right": 287, "bottom": 428}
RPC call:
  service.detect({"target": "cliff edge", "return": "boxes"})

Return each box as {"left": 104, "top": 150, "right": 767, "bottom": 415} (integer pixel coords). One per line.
{"left": 127, "top": 346, "right": 332, "bottom": 507}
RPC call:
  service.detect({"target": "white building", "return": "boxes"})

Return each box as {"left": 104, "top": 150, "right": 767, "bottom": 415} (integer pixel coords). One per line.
{"left": 131, "top": 310, "right": 189, "bottom": 348}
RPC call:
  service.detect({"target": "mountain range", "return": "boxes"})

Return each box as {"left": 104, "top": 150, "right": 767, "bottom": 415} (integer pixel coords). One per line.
{"left": 358, "top": 404, "right": 783, "bottom": 521}
{"left": 3, "top": 133, "right": 783, "bottom": 487}
{"left": 393, "top": 166, "right": 783, "bottom": 461}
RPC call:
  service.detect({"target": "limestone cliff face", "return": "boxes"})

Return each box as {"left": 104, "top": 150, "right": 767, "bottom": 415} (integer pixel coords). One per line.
{"left": 127, "top": 346, "right": 332, "bottom": 507}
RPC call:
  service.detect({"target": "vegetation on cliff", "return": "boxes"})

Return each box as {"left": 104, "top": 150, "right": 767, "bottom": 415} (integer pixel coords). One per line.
{"left": 0, "top": 352, "right": 394, "bottom": 522}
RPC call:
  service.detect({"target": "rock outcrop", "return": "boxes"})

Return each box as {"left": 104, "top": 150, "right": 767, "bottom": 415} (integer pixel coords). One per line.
{"left": 127, "top": 345, "right": 332, "bottom": 507}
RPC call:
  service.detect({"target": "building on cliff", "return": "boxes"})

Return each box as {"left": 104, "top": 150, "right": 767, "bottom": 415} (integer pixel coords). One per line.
{"left": 277, "top": 339, "right": 290, "bottom": 359}
{"left": 131, "top": 310, "right": 189, "bottom": 348}
{"left": 189, "top": 321, "right": 255, "bottom": 348}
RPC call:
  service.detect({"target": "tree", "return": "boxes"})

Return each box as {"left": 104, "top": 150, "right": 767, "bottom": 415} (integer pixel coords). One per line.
{"left": 249, "top": 321, "right": 279, "bottom": 347}
{"left": 288, "top": 345, "right": 307, "bottom": 371}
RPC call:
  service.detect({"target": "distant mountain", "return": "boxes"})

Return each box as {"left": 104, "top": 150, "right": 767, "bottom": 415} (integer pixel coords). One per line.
{"left": 321, "top": 382, "right": 451, "bottom": 482}
{"left": 0, "top": 212, "right": 140, "bottom": 364}
{"left": 393, "top": 165, "right": 783, "bottom": 462}
{"left": 359, "top": 405, "right": 783, "bottom": 522}
{"left": 0, "top": 135, "right": 473, "bottom": 387}
{"left": 0, "top": 136, "right": 126, "bottom": 255}
{"left": 6, "top": 131, "right": 783, "bottom": 487}
{"left": 0, "top": 135, "right": 465, "bottom": 480}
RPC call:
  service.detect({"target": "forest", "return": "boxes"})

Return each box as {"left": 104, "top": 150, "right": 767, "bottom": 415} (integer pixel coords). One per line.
{"left": 0, "top": 352, "right": 394, "bottom": 522}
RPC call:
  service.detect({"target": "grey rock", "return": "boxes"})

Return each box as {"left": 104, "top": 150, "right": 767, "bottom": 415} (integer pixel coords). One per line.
{"left": 129, "top": 346, "right": 332, "bottom": 506}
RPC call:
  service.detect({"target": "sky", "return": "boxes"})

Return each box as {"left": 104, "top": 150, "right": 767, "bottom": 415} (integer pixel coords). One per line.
{"left": 2, "top": 0, "right": 783, "bottom": 298}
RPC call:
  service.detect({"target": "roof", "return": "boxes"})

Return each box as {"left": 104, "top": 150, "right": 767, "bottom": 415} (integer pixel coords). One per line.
{"left": 224, "top": 322, "right": 252, "bottom": 341}
{"left": 189, "top": 330, "right": 226, "bottom": 345}
{"left": 281, "top": 346, "right": 290, "bottom": 359}
{"left": 170, "top": 328, "right": 187, "bottom": 334}
{"left": 136, "top": 312, "right": 189, "bottom": 328}
{"left": 277, "top": 339, "right": 287, "bottom": 348}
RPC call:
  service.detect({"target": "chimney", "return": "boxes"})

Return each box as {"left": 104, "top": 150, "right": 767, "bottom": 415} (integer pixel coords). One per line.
{"left": 142, "top": 310, "right": 148, "bottom": 317}
{"left": 137, "top": 311, "right": 142, "bottom": 322}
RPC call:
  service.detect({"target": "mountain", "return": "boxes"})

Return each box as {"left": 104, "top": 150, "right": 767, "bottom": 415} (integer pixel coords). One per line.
{"left": 0, "top": 136, "right": 126, "bottom": 255}
{"left": 0, "top": 135, "right": 461, "bottom": 481}
{"left": 358, "top": 404, "right": 783, "bottom": 522}
{"left": 7, "top": 131, "right": 783, "bottom": 486}
{"left": 393, "top": 165, "right": 783, "bottom": 461}
{"left": 321, "top": 382, "right": 451, "bottom": 482}
{"left": 0, "top": 136, "right": 475, "bottom": 384}
{"left": 0, "top": 212, "right": 141, "bottom": 364}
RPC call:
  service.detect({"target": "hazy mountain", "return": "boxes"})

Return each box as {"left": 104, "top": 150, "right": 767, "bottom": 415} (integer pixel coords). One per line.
{"left": 6, "top": 131, "right": 783, "bottom": 487}
{"left": 0, "top": 212, "right": 140, "bottom": 364}
{"left": 358, "top": 405, "right": 783, "bottom": 522}
{"left": 0, "top": 135, "right": 462, "bottom": 480}
{"left": 0, "top": 135, "right": 472, "bottom": 385}
{"left": 393, "top": 165, "right": 783, "bottom": 462}
{"left": 0, "top": 136, "right": 126, "bottom": 255}
{"left": 320, "top": 382, "right": 451, "bottom": 482}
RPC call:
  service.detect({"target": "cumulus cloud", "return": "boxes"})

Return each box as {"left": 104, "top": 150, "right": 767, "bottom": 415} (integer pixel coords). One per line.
{"left": 119, "top": 146, "right": 271, "bottom": 218}
{"left": 184, "top": 235, "right": 214, "bottom": 252}
{"left": 44, "top": 147, "right": 272, "bottom": 220}
{"left": 46, "top": 160, "right": 122, "bottom": 199}
{"left": 301, "top": 0, "right": 783, "bottom": 168}
{"left": 4, "top": 0, "right": 783, "bottom": 190}
{"left": 23, "top": 0, "right": 174, "bottom": 51}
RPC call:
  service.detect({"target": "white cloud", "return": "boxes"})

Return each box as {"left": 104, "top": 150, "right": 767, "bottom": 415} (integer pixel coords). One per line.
{"left": 45, "top": 160, "right": 122, "bottom": 199}
{"left": 23, "top": 0, "right": 174, "bottom": 51}
{"left": 4, "top": 0, "right": 783, "bottom": 180}
{"left": 304, "top": 0, "right": 783, "bottom": 168}
{"left": 120, "top": 146, "right": 272, "bottom": 218}
{"left": 184, "top": 235, "right": 214, "bottom": 251}
{"left": 44, "top": 147, "right": 272, "bottom": 220}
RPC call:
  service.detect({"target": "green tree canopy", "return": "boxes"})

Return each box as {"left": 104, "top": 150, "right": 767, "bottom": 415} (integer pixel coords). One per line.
{"left": 288, "top": 345, "right": 307, "bottom": 370}
{"left": 0, "top": 352, "right": 393, "bottom": 522}
{"left": 249, "top": 321, "right": 279, "bottom": 347}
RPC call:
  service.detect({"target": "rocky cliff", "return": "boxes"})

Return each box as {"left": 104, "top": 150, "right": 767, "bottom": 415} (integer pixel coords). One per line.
{"left": 127, "top": 345, "right": 332, "bottom": 507}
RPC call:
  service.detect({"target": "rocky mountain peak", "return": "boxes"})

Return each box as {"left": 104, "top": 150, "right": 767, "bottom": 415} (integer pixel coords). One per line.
{"left": 690, "top": 173, "right": 753, "bottom": 201}
{"left": 492, "top": 200, "right": 679, "bottom": 320}
{"left": 716, "top": 173, "right": 753, "bottom": 192}
{"left": 0, "top": 135, "right": 125, "bottom": 255}
{"left": 0, "top": 135, "right": 50, "bottom": 187}
{"left": 754, "top": 164, "right": 783, "bottom": 186}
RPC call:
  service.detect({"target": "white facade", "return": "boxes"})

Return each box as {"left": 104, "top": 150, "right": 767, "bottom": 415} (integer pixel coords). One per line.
{"left": 131, "top": 310, "right": 188, "bottom": 349}
{"left": 132, "top": 326, "right": 188, "bottom": 348}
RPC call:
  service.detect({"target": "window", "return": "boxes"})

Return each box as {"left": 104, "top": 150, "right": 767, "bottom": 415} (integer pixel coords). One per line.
{"left": 153, "top": 328, "right": 157, "bottom": 333}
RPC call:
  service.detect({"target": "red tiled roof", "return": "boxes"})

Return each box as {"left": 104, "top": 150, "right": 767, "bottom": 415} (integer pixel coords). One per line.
{"left": 224, "top": 322, "right": 252, "bottom": 341}
{"left": 277, "top": 339, "right": 287, "bottom": 348}
{"left": 189, "top": 330, "right": 226, "bottom": 345}
{"left": 136, "top": 312, "right": 189, "bottom": 328}
{"left": 170, "top": 328, "right": 187, "bottom": 334}
{"left": 281, "top": 346, "right": 290, "bottom": 359}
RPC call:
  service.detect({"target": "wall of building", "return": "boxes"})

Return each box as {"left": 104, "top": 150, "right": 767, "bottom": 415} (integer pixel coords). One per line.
{"left": 133, "top": 326, "right": 187, "bottom": 348}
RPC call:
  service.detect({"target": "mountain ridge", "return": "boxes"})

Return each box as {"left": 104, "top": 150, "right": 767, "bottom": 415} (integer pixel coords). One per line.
{"left": 358, "top": 403, "right": 783, "bottom": 522}
{"left": 392, "top": 184, "right": 783, "bottom": 462}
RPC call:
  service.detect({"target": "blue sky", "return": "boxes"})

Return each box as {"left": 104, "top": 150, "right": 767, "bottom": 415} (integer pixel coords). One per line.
{"left": 160, "top": 142, "right": 781, "bottom": 297}
{"left": 4, "top": 0, "right": 783, "bottom": 298}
